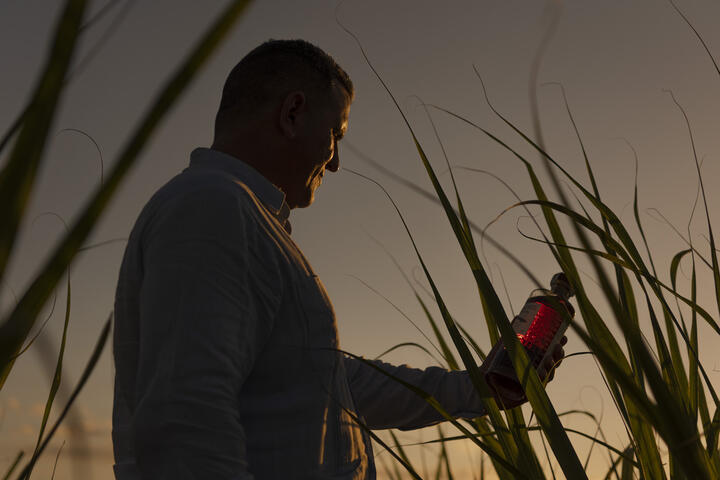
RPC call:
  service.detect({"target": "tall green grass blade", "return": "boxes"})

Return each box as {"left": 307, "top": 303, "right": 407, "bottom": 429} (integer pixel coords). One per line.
{"left": 2, "top": 452, "right": 23, "bottom": 480}
{"left": 389, "top": 430, "right": 414, "bottom": 474}
{"left": 417, "top": 295, "right": 461, "bottom": 370}
{"left": 689, "top": 259, "right": 700, "bottom": 421}
{"left": 620, "top": 448, "right": 634, "bottom": 480}
{"left": 20, "top": 272, "right": 71, "bottom": 480}
{"left": 0, "top": 109, "right": 25, "bottom": 159}
{"left": 603, "top": 446, "right": 631, "bottom": 480}
{"left": 49, "top": 441, "right": 64, "bottom": 480}
{"left": 668, "top": 0, "right": 720, "bottom": 76}
{"left": 455, "top": 319, "right": 486, "bottom": 361}
{"left": 14, "top": 313, "right": 111, "bottom": 480}
{"left": 437, "top": 426, "right": 455, "bottom": 480}
{"left": 419, "top": 102, "right": 499, "bottom": 347}
{"left": 0, "top": 0, "right": 87, "bottom": 284}
{"left": 470, "top": 418, "right": 516, "bottom": 480}
{"left": 665, "top": 89, "right": 720, "bottom": 334}
{"left": 0, "top": 0, "right": 254, "bottom": 390}
{"left": 434, "top": 438, "right": 444, "bottom": 480}
{"left": 706, "top": 406, "right": 720, "bottom": 454}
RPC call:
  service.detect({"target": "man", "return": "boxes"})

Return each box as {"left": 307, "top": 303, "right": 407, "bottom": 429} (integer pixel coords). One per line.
{"left": 112, "top": 39, "right": 565, "bottom": 479}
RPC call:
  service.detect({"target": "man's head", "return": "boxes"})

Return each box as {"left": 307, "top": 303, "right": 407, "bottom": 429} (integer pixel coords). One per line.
{"left": 212, "top": 39, "right": 354, "bottom": 209}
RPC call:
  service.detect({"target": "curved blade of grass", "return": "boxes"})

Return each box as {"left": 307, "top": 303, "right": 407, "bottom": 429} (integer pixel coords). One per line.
{"left": 49, "top": 441, "right": 64, "bottom": 480}
{"left": 620, "top": 448, "right": 635, "bottom": 480}
{"left": 374, "top": 342, "right": 444, "bottom": 365}
{"left": 438, "top": 426, "right": 455, "bottom": 480}
{"left": 14, "top": 312, "right": 111, "bottom": 480}
{"left": 2, "top": 452, "right": 23, "bottom": 480}
{"left": 706, "top": 405, "right": 720, "bottom": 454}
{"left": 361, "top": 228, "right": 462, "bottom": 368}
{"left": 388, "top": 430, "right": 416, "bottom": 477}
{"left": 0, "top": 0, "right": 87, "bottom": 285}
{"left": 470, "top": 417, "right": 516, "bottom": 480}
{"left": 603, "top": 446, "right": 632, "bottom": 480}
{"left": 19, "top": 271, "right": 71, "bottom": 480}
{"left": 346, "top": 272, "right": 446, "bottom": 364}
{"left": 528, "top": 3, "right": 562, "bottom": 162}
{"left": 0, "top": 0, "right": 254, "bottom": 389}
{"left": 416, "top": 294, "right": 460, "bottom": 370}
{"left": 455, "top": 319, "right": 486, "bottom": 361}
{"left": 418, "top": 102, "right": 500, "bottom": 345}
{"left": 668, "top": 0, "right": 720, "bottom": 76}
{"left": 646, "top": 208, "right": 712, "bottom": 269}
{"left": 344, "top": 141, "right": 543, "bottom": 287}
{"left": 664, "top": 89, "right": 720, "bottom": 332}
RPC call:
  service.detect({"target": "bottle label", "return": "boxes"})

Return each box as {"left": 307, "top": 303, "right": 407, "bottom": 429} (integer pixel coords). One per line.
{"left": 511, "top": 299, "right": 542, "bottom": 335}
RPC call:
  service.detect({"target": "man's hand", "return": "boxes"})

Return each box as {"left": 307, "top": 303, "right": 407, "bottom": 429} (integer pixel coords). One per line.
{"left": 538, "top": 335, "right": 567, "bottom": 384}
{"left": 481, "top": 335, "right": 568, "bottom": 410}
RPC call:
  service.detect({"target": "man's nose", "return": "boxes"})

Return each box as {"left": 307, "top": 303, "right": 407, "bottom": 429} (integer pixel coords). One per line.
{"left": 326, "top": 141, "right": 340, "bottom": 172}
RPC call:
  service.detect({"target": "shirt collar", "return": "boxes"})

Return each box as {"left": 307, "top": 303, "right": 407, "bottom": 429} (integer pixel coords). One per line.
{"left": 188, "top": 147, "right": 292, "bottom": 234}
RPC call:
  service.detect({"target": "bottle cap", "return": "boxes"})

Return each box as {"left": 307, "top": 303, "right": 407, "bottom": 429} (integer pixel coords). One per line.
{"left": 550, "top": 272, "right": 574, "bottom": 299}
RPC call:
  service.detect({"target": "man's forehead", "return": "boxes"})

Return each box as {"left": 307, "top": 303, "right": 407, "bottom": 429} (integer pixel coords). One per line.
{"left": 331, "top": 85, "right": 351, "bottom": 122}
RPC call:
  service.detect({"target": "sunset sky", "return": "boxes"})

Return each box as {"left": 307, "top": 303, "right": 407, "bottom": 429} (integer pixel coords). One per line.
{"left": 2, "top": 0, "right": 720, "bottom": 478}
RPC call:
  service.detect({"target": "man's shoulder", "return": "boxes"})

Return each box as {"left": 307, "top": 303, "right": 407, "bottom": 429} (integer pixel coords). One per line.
{"left": 126, "top": 167, "right": 267, "bottom": 248}
{"left": 148, "top": 166, "right": 264, "bottom": 219}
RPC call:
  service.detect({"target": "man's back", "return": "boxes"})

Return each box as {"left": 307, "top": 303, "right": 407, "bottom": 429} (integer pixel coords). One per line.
{"left": 112, "top": 148, "right": 372, "bottom": 479}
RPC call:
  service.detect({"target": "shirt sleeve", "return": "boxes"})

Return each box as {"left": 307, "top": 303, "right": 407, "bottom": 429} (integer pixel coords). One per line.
{"left": 131, "top": 187, "right": 281, "bottom": 479}
{"left": 344, "top": 356, "right": 487, "bottom": 431}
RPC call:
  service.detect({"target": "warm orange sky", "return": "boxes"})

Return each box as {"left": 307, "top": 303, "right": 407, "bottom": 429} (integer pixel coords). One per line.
{"left": 2, "top": 0, "right": 720, "bottom": 478}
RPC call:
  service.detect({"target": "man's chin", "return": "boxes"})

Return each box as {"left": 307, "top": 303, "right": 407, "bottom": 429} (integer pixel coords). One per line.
{"left": 288, "top": 191, "right": 315, "bottom": 209}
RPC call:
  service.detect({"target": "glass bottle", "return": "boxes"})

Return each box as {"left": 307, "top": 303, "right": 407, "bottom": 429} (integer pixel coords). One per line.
{"left": 483, "top": 272, "right": 574, "bottom": 405}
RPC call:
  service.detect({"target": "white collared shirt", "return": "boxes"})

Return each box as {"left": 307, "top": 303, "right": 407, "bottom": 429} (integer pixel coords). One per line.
{"left": 111, "top": 147, "right": 486, "bottom": 480}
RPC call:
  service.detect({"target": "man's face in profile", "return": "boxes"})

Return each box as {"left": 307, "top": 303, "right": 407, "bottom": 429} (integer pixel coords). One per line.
{"left": 284, "top": 84, "right": 351, "bottom": 209}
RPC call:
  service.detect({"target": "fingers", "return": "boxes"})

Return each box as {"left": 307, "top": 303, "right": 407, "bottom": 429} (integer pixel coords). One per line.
{"left": 542, "top": 338, "right": 567, "bottom": 383}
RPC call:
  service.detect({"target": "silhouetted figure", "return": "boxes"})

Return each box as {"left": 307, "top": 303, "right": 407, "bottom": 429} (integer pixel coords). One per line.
{"left": 111, "top": 39, "right": 565, "bottom": 480}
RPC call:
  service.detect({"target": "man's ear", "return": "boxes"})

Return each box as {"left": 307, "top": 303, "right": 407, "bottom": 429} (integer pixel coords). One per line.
{"left": 279, "top": 91, "right": 306, "bottom": 138}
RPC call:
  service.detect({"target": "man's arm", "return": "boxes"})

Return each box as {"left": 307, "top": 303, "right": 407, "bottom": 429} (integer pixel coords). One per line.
{"left": 344, "top": 339, "right": 566, "bottom": 431}
{"left": 344, "top": 357, "right": 485, "bottom": 431}
{"left": 131, "top": 188, "right": 281, "bottom": 479}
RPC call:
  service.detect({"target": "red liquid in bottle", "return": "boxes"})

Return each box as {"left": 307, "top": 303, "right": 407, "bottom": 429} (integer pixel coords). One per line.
{"left": 483, "top": 274, "right": 574, "bottom": 405}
